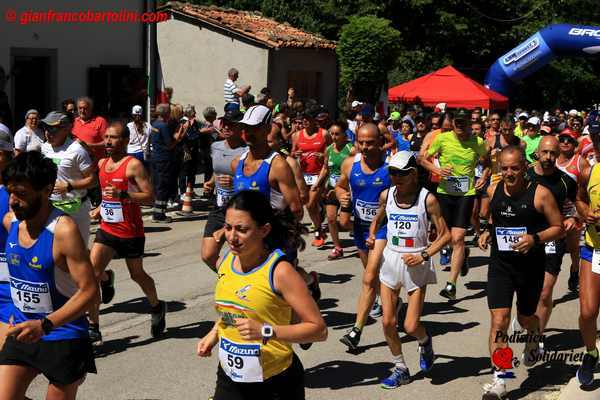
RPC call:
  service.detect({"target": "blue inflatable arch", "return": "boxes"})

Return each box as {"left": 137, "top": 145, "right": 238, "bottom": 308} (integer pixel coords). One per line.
{"left": 484, "top": 24, "right": 600, "bottom": 96}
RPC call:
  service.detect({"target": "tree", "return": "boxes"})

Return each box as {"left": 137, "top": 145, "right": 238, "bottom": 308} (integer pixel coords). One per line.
{"left": 337, "top": 16, "right": 401, "bottom": 104}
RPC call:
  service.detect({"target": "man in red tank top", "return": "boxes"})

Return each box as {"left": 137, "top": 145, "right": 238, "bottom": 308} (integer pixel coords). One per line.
{"left": 291, "top": 106, "right": 332, "bottom": 247}
{"left": 87, "top": 121, "right": 166, "bottom": 344}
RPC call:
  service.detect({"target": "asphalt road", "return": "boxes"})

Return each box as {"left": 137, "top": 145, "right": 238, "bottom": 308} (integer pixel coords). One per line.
{"left": 25, "top": 198, "right": 598, "bottom": 400}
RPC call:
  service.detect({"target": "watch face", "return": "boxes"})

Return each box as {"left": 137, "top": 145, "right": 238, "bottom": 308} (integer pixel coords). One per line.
{"left": 263, "top": 326, "right": 273, "bottom": 336}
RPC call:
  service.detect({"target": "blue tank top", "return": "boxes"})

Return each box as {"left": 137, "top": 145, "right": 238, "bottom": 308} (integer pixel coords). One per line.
{"left": 0, "top": 186, "right": 11, "bottom": 322}
{"left": 5, "top": 209, "right": 88, "bottom": 340}
{"left": 350, "top": 154, "right": 391, "bottom": 225}
{"left": 234, "top": 151, "right": 286, "bottom": 210}
{"left": 393, "top": 133, "right": 411, "bottom": 152}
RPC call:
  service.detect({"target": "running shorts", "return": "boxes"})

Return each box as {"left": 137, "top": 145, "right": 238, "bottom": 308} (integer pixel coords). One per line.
{"left": 436, "top": 194, "right": 475, "bottom": 229}
{"left": 204, "top": 207, "right": 226, "bottom": 238}
{"left": 353, "top": 221, "right": 386, "bottom": 252}
{"left": 544, "top": 238, "right": 566, "bottom": 276}
{"left": 379, "top": 247, "right": 436, "bottom": 292}
{"left": 94, "top": 229, "right": 145, "bottom": 259}
{"left": 0, "top": 337, "right": 96, "bottom": 385}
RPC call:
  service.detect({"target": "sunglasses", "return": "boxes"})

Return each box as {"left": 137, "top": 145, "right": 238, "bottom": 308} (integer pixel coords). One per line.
{"left": 558, "top": 136, "right": 576, "bottom": 144}
{"left": 389, "top": 167, "right": 414, "bottom": 177}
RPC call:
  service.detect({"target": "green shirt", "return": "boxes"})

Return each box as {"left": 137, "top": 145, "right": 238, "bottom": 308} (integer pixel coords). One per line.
{"left": 427, "top": 131, "right": 487, "bottom": 196}
{"left": 326, "top": 142, "right": 352, "bottom": 187}
{"left": 522, "top": 134, "right": 541, "bottom": 163}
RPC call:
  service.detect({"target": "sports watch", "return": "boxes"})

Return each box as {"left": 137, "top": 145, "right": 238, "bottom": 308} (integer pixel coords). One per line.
{"left": 41, "top": 318, "right": 54, "bottom": 335}
{"left": 420, "top": 251, "right": 430, "bottom": 262}
{"left": 261, "top": 324, "right": 274, "bottom": 344}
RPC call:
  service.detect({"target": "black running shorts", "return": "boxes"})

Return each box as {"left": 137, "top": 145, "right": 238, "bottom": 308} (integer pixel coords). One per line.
{"left": 436, "top": 194, "right": 475, "bottom": 229}
{"left": 544, "top": 238, "right": 566, "bottom": 276}
{"left": 94, "top": 229, "right": 145, "bottom": 259}
{"left": 204, "top": 207, "right": 226, "bottom": 238}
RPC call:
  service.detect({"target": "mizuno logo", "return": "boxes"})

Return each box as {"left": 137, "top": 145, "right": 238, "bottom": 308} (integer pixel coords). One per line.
{"left": 8, "top": 242, "right": 16, "bottom": 248}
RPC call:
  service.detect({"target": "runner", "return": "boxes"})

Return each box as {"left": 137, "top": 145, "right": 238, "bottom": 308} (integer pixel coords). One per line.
{"left": 522, "top": 117, "right": 542, "bottom": 164}
{"left": 201, "top": 109, "right": 247, "bottom": 271}
{"left": 0, "top": 151, "right": 98, "bottom": 400}
{"left": 314, "top": 121, "right": 354, "bottom": 260}
{"left": 369, "top": 151, "right": 451, "bottom": 388}
{"left": 196, "top": 190, "right": 327, "bottom": 400}
{"left": 87, "top": 121, "right": 166, "bottom": 344}
{"left": 478, "top": 146, "right": 563, "bottom": 399}
{"left": 291, "top": 106, "right": 332, "bottom": 247}
{"left": 40, "top": 111, "right": 97, "bottom": 246}
{"left": 338, "top": 123, "right": 390, "bottom": 349}
{"left": 0, "top": 134, "right": 13, "bottom": 350}
{"left": 421, "top": 110, "right": 489, "bottom": 300}
{"left": 525, "top": 137, "right": 577, "bottom": 356}
{"left": 574, "top": 120, "right": 600, "bottom": 386}
{"left": 556, "top": 128, "right": 590, "bottom": 292}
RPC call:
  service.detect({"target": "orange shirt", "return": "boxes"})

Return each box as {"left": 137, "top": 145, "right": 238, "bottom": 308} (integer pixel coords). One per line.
{"left": 73, "top": 115, "right": 108, "bottom": 161}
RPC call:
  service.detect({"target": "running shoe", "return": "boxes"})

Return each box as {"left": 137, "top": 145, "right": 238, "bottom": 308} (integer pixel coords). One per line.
{"left": 522, "top": 331, "right": 541, "bottom": 367}
{"left": 100, "top": 270, "right": 115, "bottom": 304}
{"left": 510, "top": 317, "right": 523, "bottom": 334}
{"left": 88, "top": 324, "right": 103, "bottom": 345}
{"left": 151, "top": 300, "right": 167, "bottom": 338}
{"left": 576, "top": 352, "right": 599, "bottom": 386}
{"left": 311, "top": 231, "right": 327, "bottom": 248}
{"left": 482, "top": 377, "right": 506, "bottom": 399}
{"left": 418, "top": 336, "right": 435, "bottom": 372}
{"left": 369, "top": 297, "right": 383, "bottom": 318}
{"left": 340, "top": 327, "right": 361, "bottom": 350}
{"left": 380, "top": 367, "right": 410, "bottom": 389}
{"left": 460, "top": 248, "right": 470, "bottom": 277}
{"left": 568, "top": 271, "right": 579, "bottom": 293}
{"left": 439, "top": 283, "right": 456, "bottom": 300}
{"left": 328, "top": 247, "right": 344, "bottom": 260}
{"left": 308, "top": 271, "right": 321, "bottom": 302}
{"left": 440, "top": 247, "right": 451, "bottom": 266}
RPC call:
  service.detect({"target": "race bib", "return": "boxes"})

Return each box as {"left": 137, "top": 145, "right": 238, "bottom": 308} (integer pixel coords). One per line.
{"left": 0, "top": 253, "right": 7, "bottom": 282}
{"left": 10, "top": 276, "right": 53, "bottom": 313}
{"left": 592, "top": 249, "right": 600, "bottom": 274}
{"left": 219, "top": 337, "right": 263, "bottom": 383}
{"left": 475, "top": 164, "right": 484, "bottom": 178}
{"left": 445, "top": 176, "right": 469, "bottom": 194}
{"left": 495, "top": 227, "right": 527, "bottom": 251}
{"left": 100, "top": 201, "right": 124, "bottom": 223}
{"left": 328, "top": 174, "right": 340, "bottom": 188}
{"left": 545, "top": 241, "right": 556, "bottom": 255}
{"left": 304, "top": 174, "right": 318, "bottom": 186}
{"left": 355, "top": 199, "right": 378, "bottom": 222}
{"left": 389, "top": 214, "right": 419, "bottom": 238}
{"left": 217, "top": 187, "right": 235, "bottom": 208}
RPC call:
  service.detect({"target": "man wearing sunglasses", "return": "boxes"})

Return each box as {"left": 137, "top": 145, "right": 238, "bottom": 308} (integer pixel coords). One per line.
{"left": 368, "top": 151, "right": 450, "bottom": 388}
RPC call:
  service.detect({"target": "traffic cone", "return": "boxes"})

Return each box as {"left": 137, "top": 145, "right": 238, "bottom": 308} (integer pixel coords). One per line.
{"left": 177, "top": 183, "right": 194, "bottom": 216}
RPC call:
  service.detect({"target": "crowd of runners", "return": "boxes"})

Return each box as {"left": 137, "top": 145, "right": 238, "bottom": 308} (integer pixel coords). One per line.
{"left": 0, "top": 95, "right": 599, "bottom": 400}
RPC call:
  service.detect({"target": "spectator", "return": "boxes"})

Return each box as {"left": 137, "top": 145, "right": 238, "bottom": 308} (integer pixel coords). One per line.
{"left": 126, "top": 105, "right": 151, "bottom": 164}
{"left": 150, "top": 103, "right": 186, "bottom": 222}
{"left": 286, "top": 87, "right": 296, "bottom": 108}
{"left": 157, "top": 86, "right": 174, "bottom": 106}
{"left": 178, "top": 104, "right": 201, "bottom": 199}
{"left": 14, "top": 109, "right": 44, "bottom": 154}
{"left": 62, "top": 98, "right": 76, "bottom": 119}
{"left": 223, "top": 68, "right": 251, "bottom": 109}
{"left": 72, "top": 96, "right": 108, "bottom": 163}
{"left": 240, "top": 93, "right": 255, "bottom": 112}
{"left": 199, "top": 107, "right": 218, "bottom": 186}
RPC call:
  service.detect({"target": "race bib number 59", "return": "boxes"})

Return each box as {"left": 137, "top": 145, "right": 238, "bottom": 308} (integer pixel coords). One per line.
{"left": 218, "top": 337, "right": 263, "bottom": 382}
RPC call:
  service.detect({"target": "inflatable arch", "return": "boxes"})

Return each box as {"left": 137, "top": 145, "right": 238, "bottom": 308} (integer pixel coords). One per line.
{"left": 484, "top": 24, "right": 600, "bottom": 96}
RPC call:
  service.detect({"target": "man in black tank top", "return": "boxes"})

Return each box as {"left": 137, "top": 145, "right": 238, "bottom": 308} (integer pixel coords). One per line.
{"left": 478, "top": 146, "right": 563, "bottom": 399}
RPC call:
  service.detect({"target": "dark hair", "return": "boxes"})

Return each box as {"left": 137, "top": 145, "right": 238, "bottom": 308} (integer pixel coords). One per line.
{"left": 330, "top": 119, "right": 348, "bottom": 132}
{"left": 61, "top": 98, "right": 75, "bottom": 111}
{"left": 241, "top": 93, "right": 255, "bottom": 108}
{"left": 3, "top": 151, "right": 57, "bottom": 191}
{"left": 226, "top": 190, "right": 306, "bottom": 252}
{"left": 108, "top": 119, "right": 130, "bottom": 140}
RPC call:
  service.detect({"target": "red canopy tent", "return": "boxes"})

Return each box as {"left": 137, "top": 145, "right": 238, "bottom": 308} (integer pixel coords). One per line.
{"left": 388, "top": 65, "right": 509, "bottom": 110}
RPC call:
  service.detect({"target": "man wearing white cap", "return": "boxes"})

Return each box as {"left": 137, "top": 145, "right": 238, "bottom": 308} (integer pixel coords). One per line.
{"left": 126, "top": 105, "right": 151, "bottom": 164}
{"left": 515, "top": 112, "right": 529, "bottom": 138}
{"left": 369, "top": 151, "right": 450, "bottom": 389}
{"left": 523, "top": 116, "right": 542, "bottom": 164}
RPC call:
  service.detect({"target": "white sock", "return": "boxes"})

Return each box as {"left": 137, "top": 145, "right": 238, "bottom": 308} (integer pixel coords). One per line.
{"left": 392, "top": 354, "right": 408, "bottom": 371}
{"left": 493, "top": 368, "right": 505, "bottom": 382}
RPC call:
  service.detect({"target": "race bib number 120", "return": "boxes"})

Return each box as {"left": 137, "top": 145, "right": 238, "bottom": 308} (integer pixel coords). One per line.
{"left": 495, "top": 227, "right": 527, "bottom": 252}
{"left": 218, "top": 337, "right": 263, "bottom": 383}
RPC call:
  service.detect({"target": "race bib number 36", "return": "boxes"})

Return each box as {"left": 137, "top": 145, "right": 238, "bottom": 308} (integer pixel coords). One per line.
{"left": 355, "top": 199, "right": 378, "bottom": 222}
{"left": 495, "top": 227, "right": 527, "bottom": 252}
{"left": 445, "top": 176, "right": 469, "bottom": 194}
{"left": 10, "top": 276, "right": 53, "bottom": 313}
{"left": 100, "top": 201, "right": 124, "bottom": 223}
{"left": 219, "top": 337, "right": 263, "bottom": 382}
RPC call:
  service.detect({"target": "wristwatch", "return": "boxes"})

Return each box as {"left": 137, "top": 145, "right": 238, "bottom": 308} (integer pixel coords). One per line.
{"left": 420, "top": 251, "right": 430, "bottom": 261}
{"left": 533, "top": 233, "right": 541, "bottom": 245}
{"left": 41, "top": 318, "right": 54, "bottom": 335}
{"left": 261, "top": 324, "right": 274, "bottom": 344}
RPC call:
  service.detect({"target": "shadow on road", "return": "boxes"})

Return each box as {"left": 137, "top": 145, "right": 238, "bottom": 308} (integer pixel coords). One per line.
{"left": 553, "top": 291, "right": 578, "bottom": 307}
{"left": 543, "top": 327, "right": 582, "bottom": 351}
{"left": 467, "top": 256, "right": 490, "bottom": 269}
{"left": 305, "top": 360, "right": 393, "bottom": 389}
{"left": 428, "top": 354, "right": 490, "bottom": 384}
{"left": 507, "top": 361, "right": 579, "bottom": 399}
{"left": 143, "top": 226, "right": 172, "bottom": 233}
{"left": 100, "top": 298, "right": 186, "bottom": 316}
{"left": 318, "top": 273, "right": 354, "bottom": 285}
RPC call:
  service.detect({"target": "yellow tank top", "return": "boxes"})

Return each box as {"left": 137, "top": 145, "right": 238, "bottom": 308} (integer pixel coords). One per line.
{"left": 585, "top": 164, "right": 600, "bottom": 248}
{"left": 214, "top": 249, "right": 293, "bottom": 382}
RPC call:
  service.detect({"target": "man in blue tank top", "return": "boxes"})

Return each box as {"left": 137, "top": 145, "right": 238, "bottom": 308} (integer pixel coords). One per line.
{"left": 0, "top": 133, "right": 13, "bottom": 350}
{"left": 0, "top": 152, "right": 98, "bottom": 399}
{"left": 336, "top": 123, "right": 391, "bottom": 350}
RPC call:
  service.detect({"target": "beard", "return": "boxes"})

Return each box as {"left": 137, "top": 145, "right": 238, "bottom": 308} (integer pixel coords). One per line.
{"left": 13, "top": 194, "right": 42, "bottom": 221}
{"left": 541, "top": 160, "right": 553, "bottom": 169}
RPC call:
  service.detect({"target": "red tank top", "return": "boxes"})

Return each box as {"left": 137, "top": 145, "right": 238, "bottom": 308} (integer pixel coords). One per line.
{"left": 99, "top": 156, "right": 144, "bottom": 238}
{"left": 298, "top": 128, "right": 326, "bottom": 175}
{"left": 557, "top": 153, "right": 581, "bottom": 182}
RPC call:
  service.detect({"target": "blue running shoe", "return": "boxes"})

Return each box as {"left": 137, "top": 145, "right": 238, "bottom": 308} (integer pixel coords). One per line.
{"left": 577, "top": 352, "right": 599, "bottom": 386}
{"left": 419, "top": 336, "right": 435, "bottom": 372}
{"left": 440, "top": 247, "right": 451, "bottom": 266}
{"left": 369, "top": 297, "right": 383, "bottom": 318}
{"left": 380, "top": 367, "right": 410, "bottom": 389}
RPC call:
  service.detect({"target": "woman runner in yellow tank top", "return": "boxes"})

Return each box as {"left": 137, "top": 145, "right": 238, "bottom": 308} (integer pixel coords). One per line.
{"left": 197, "top": 190, "right": 327, "bottom": 399}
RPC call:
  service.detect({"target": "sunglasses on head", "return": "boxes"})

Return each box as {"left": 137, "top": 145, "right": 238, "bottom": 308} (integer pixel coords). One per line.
{"left": 389, "top": 167, "right": 414, "bottom": 177}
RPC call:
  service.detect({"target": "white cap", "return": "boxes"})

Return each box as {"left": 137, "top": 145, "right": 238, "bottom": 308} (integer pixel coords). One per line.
{"left": 239, "top": 105, "right": 272, "bottom": 127}
{"left": 435, "top": 102, "right": 446, "bottom": 112}
{"left": 388, "top": 151, "right": 417, "bottom": 171}
{"left": 518, "top": 112, "right": 529, "bottom": 119}
{"left": 569, "top": 109, "right": 578, "bottom": 117}
{"left": 527, "top": 116, "right": 540, "bottom": 126}
{"left": 351, "top": 100, "right": 363, "bottom": 108}
{"left": 131, "top": 105, "right": 143, "bottom": 115}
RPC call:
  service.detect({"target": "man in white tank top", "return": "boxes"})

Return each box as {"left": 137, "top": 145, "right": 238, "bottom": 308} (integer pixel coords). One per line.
{"left": 368, "top": 152, "right": 451, "bottom": 389}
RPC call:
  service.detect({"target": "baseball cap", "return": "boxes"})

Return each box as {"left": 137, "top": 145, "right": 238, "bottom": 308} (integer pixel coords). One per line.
{"left": 40, "top": 111, "right": 71, "bottom": 127}
{"left": 388, "top": 111, "right": 401, "bottom": 121}
{"left": 569, "top": 109, "right": 578, "bottom": 117}
{"left": 434, "top": 103, "right": 446, "bottom": 113}
{"left": 0, "top": 129, "right": 13, "bottom": 152}
{"left": 238, "top": 105, "right": 272, "bottom": 127}
{"left": 589, "top": 121, "right": 600, "bottom": 135}
{"left": 527, "top": 116, "right": 540, "bottom": 126}
{"left": 518, "top": 112, "right": 529, "bottom": 120}
{"left": 131, "top": 105, "right": 143, "bottom": 115}
{"left": 219, "top": 108, "right": 244, "bottom": 123}
{"left": 351, "top": 100, "right": 363, "bottom": 108}
{"left": 558, "top": 129, "right": 578, "bottom": 141}
{"left": 388, "top": 151, "right": 417, "bottom": 171}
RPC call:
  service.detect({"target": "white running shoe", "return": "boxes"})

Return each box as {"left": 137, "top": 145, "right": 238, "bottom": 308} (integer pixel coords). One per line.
{"left": 510, "top": 317, "right": 523, "bottom": 334}
{"left": 482, "top": 377, "right": 506, "bottom": 399}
